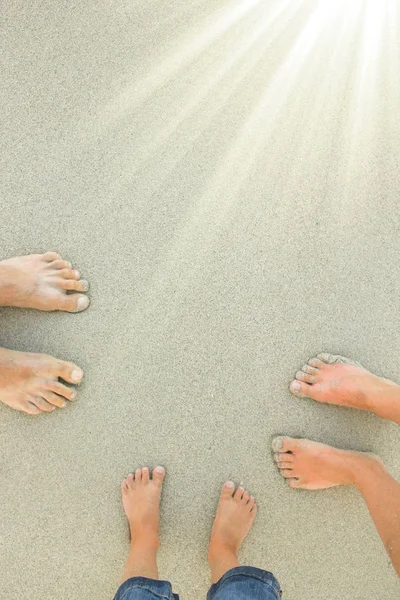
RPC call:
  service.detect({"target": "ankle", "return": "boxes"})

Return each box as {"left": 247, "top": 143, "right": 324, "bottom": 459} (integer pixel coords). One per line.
{"left": 208, "top": 543, "right": 240, "bottom": 584}
{"left": 130, "top": 533, "right": 160, "bottom": 551}
{"left": 208, "top": 540, "right": 238, "bottom": 566}
{"left": 348, "top": 453, "right": 386, "bottom": 489}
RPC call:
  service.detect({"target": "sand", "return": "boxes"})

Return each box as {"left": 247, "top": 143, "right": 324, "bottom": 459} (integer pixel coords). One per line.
{"left": 1, "top": 0, "right": 400, "bottom": 598}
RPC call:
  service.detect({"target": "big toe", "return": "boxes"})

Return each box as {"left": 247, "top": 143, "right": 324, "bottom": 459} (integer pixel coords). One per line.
{"left": 290, "top": 379, "right": 312, "bottom": 398}
{"left": 221, "top": 481, "right": 235, "bottom": 499}
{"left": 58, "top": 294, "right": 90, "bottom": 313}
{"left": 152, "top": 466, "right": 166, "bottom": 485}
{"left": 56, "top": 361, "right": 84, "bottom": 384}
{"left": 272, "top": 436, "right": 299, "bottom": 454}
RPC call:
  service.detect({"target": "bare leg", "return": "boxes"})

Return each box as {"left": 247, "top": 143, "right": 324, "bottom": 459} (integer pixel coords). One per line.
{"left": 120, "top": 466, "right": 165, "bottom": 583}
{"left": 289, "top": 353, "right": 400, "bottom": 425}
{"left": 273, "top": 436, "right": 400, "bottom": 576}
{"left": 0, "top": 252, "right": 89, "bottom": 312}
{"left": 208, "top": 481, "right": 257, "bottom": 584}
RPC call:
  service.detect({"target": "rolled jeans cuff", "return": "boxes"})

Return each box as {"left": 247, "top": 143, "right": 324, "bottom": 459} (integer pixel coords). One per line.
{"left": 113, "top": 577, "right": 179, "bottom": 600}
{"left": 207, "top": 566, "right": 282, "bottom": 600}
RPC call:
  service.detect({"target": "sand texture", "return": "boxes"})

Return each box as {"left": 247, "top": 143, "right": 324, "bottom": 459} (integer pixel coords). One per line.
{"left": 1, "top": 1, "right": 400, "bottom": 599}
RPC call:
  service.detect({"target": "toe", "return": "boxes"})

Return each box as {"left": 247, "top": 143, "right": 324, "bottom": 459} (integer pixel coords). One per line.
{"left": 23, "top": 401, "right": 42, "bottom": 415}
{"left": 135, "top": 469, "right": 142, "bottom": 483}
{"left": 41, "top": 391, "right": 67, "bottom": 408}
{"left": 288, "top": 479, "right": 301, "bottom": 489}
{"left": 43, "top": 252, "right": 61, "bottom": 261}
{"left": 242, "top": 491, "right": 250, "bottom": 503}
{"left": 48, "top": 259, "right": 72, "bottom": 270}
{"left": 281, "top": 469, "right": 297, "bottom": 479}
{"left": 248, "top": 495, "right": 255, "bottom": 510}
{"left": 278, "top": 461, "right": 294, "bottom": 470}
{"left": 152, "top": 466, "right": 166, "bottom": 485}
{"left": 30, "top": 396, "right": 56, "bottom": 413}
{"left": 317, "top": 352, "right": 347, "bottom": 364}
{"left": 296, "top": 370, "right": 317, "bottom": 384}
{"left": 274, "top": 452, "right": 294, "bottom": 464}
{"left": 308, "top": 357, "right": 325, "bottom": 369}
{"left": 272, "top": 436, "right": 299, "bottom": 453}
{"left": 317, "top": 353, "right": 362, "bottom": 367}
{"left": 302, "top": 364, "right": 319, "bottom": 375}
{"left": 141, "top": 467, "right": 150, "bottom": 484}
{"left": 221, "top": 481, "right": 235, "bottom": 498}
{"left": 57, "top": 268, "right": 79, "bottom": 280}
{"left": 47, "top": 380, "right": 77, "bottom": 401}
{"left": 126, "top": 474, "right": 134, "bottom": 488}
{"left": 290, "top": 379, "right": 311, "bottom": 397}
{"left": 69, "top": 294, "right": 90, "bottom": 312}
{"left": 121, "top": 479, "right": 129, "bottom": 493}
{"left": 54, "top": 361, "right": 83, "bottom": 385}
{"left": 56, "top": 294, "right": 90, "bottom": 313}
{"left": 59, "top": 279, "right": 89, "bottom": 293}
{"left": 234, "top": 486, "right": 244, "bottom": 501}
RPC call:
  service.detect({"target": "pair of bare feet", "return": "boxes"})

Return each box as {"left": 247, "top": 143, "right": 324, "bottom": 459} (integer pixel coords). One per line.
{"left": 0, "top": 253, "right": 90, "bottom": 414}
{"left": 120, "top": 467, "right": 257, "bottom": 585}
{"left": 274, "top": 353, "right": 400, "bottom": 576}
{"left": 273, "top": 352, "right": 400, "bottom": 490}
{"left": 119, "top": 353, "right": 400, "bottom": 586}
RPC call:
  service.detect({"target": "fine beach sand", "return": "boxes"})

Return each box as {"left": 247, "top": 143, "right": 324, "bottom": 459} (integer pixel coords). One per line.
{"left": 1, "top": 1, "right": 400, "bottom": 599}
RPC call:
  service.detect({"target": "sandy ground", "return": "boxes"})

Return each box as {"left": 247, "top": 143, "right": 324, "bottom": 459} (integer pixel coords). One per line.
{"left": 1, "top": 1, "right": 400, "bottom": 598}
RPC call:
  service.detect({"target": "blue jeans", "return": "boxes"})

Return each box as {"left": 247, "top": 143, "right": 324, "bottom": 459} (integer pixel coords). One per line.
{"left": 113, "top": 566, "right": 282, "bottom": 600}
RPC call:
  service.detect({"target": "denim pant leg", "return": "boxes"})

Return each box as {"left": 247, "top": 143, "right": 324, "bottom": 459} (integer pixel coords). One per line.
{"left": 207, "top": 566, "right": 282, "bottom": 600}
{"left": 113, "top": 577, "right": 179, "bottom": 600}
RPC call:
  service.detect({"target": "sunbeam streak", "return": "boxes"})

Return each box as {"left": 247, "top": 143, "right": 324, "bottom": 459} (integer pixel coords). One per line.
{"left": 128, "top": 0, "right": 399, "bottom": 300}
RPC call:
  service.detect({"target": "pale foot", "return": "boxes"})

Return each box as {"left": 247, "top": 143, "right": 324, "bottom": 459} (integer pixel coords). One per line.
{"left": 0, "top": 252, "right": 89, "bottom": 312}
{"left": 289, "top": 352, "right": 400, "bottom": 421}
{"left": 0, "top": 347, "right": 83, "bottom": 414}
{"left": 121, "top": 466, "right": 166, "bottom": 547}
{"left": 272, "top": 436, "right": 384, "bottom": 490}
{"left": 208, "top": 481, "right": 257, "bottom": 583}
{"left": 120, "top": 467, "right": 166, "bottom": 583}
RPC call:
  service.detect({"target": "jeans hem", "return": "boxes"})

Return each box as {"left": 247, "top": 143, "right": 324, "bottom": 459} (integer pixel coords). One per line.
{"left": 114, "top": 576, "right": 178, "bottom": 600}
{"left": 207, "top": 566, "right": 282, "bottom": 599}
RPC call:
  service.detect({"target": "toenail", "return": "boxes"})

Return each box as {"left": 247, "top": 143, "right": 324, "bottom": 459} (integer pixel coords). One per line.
{"left": 77, "top": 296, "right": 89, "bottom": 310}
{"left": 291, "top": 381, "right": 301, "bottom": 391}
{"left": 81, "top": 280, "right": 90, "bottom": 292}
{"left": 71, "top": 369, "right": 83, "bottom": 382}
{"left": 272, "top": 437, "right": 284, "bottom": 452}
{"left": 224, "top": 481, "right": 235, "bottom": 489}
{"left": 70, "top": 390, "right": 77, "bottom": 400}
{"left": 74, "top": 270, "right": 80, "bottom": 278}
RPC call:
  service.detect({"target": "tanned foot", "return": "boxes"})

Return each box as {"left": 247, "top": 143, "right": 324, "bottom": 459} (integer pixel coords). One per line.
{"left": 289, "top": 352, "right": 400, "bottom": 422}
{"left": 0, "top": 252, "right": 89, "bottom": 312}
{"left": 0, "top": 347, "right": 83, "bottom": 414}
{"left": 272, "top": 436, "right": 384, "bottom": 490}
{"left": 208, "top": 481, "right": 257, "bottom": 584}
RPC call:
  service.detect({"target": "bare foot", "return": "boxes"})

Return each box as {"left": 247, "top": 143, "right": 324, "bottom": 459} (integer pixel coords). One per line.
{"left": 208, "top": 482, "right": 257, "bottom": 583}
{"left": 120, "top": 467, "right": 165, "bottom": 582}
{"left": 272, "top": 436, "right": 384, "bottom": 490}
{"left": 289, "top": 352, "right": 400, "bottom": 423}
{"left": 0, "top": 347, "right": 83, "bottom": 414}
{"left": 0, "top": 252, "right": 89, "bottom": 312}
{"left": 121, "top": 466, "right": 166, "bottom": 547}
